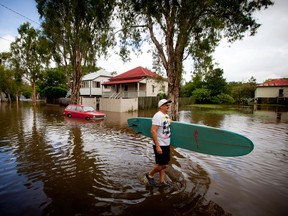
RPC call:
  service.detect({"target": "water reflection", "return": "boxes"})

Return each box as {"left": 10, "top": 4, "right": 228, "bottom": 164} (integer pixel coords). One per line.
{"left": 178, "top": 107, "right": 226, "bottom": 127}
{"left": 253, "top": 105, "right": 288, "bottom": 123}
{"left": 0, "top": 103, "right": 287, "bottom": 216}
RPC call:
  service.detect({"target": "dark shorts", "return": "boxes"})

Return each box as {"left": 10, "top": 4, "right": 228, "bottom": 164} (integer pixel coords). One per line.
{"left": 153, "top": 145, "right": 170, "bottom": 165}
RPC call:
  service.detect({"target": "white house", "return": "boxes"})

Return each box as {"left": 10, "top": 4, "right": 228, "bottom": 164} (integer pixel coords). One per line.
{"left": 79, "top": 69, "right": 115, "bottom": 109}
{"left": 100, "top": 66, "right": 168, "bottom": 112}
{"left": 255, "top": 78, "right": 288, "bottom": 104}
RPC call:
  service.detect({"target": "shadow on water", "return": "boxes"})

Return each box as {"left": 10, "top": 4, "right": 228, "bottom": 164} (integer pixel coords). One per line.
{"left": 180, "top": 104, "right": 288, "bottom": 125}
{"left": 1, "top": 102, "right": 287, "bottom": 215}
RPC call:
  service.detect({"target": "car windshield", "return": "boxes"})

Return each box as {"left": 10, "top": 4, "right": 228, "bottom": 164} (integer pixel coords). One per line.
{"left": 83, "top": 106, "right": 95, "bottom": 112}
{"left": 67, "top": 105, "right": 76, "bottom": 110}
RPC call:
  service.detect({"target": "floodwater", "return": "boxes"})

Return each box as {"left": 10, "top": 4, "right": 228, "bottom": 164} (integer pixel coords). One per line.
{"left": 0, "top": 102, "right": 287, "bottom": 216}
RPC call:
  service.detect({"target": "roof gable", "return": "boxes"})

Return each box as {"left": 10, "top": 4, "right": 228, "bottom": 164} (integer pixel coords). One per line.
{"left": 82, "top": 69, "right": 114, "bottom": 81}
{"left": 110, "top": 66, "right": 159, "bottom": 80}
{"left": 258, "top": 78, "right": 288, "bottom": 87}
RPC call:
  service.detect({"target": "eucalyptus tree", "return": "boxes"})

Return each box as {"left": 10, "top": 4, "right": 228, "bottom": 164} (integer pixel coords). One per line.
{"left": 118, "top": 0, "right": 273, "bottom": 119}
{"left": 36, "top": 0, "right": 116, "bottom": 104}
{"left": 229, "top": 76, "right": 257, "bottom": 104}
{"left": 204, "top": 68, "right": 228, "bottom": 97}
{"left": 10, "top": 22, "right": 49, "bottom": 106}
{"left": 0, "top": 52, "right": 20, "bottom": 102}
{"left": 0, "top": 52, "right": 12, "bottom": 68}
{"left": 0, "top": 64, "right": 18, "bottom": 103}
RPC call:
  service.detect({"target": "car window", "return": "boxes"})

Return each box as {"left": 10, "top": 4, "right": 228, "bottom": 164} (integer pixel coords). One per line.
{"left": 83, "top": 106, "right": 94, "bottom": 112}
{"left": 67, "top": 105, "right": 76, "bottom": 110}
{"left": 76, "top": 106, "right": 83, "bottom": 112}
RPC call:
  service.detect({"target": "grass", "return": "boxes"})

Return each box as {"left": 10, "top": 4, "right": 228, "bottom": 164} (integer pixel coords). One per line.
{"left": 185, "top": 104, "right": 253, "bottom": 115}
{"left": 188, "top": 104, "right": 236, "bottom": 109}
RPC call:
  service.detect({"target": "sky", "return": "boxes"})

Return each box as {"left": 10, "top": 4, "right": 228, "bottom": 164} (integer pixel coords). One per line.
{"left": 0, "top": 0, "right": 287, "bottom": 83}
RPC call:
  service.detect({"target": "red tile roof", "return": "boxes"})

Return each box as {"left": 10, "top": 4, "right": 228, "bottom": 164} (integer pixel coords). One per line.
{"left": 258, "top": 78, "right": 288, "bottom": 87}
{"left": 114, "top": 66, "right": 158, "bottom": 79}
{"left": 103, "top": 66, "right": 159, "bottom": 85}
{"left": 103, "top": 78, "right": 142, "bottom": 85}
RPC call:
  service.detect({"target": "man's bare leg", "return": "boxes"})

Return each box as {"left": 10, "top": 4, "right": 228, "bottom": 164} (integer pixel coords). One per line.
{"left": 149, "top": 165, "right": 167, "bottom": 181}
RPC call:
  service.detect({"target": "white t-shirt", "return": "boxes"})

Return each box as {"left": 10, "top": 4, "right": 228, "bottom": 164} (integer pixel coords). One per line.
{"left": 152, "top": 111, "right": 171, "bottom": 146}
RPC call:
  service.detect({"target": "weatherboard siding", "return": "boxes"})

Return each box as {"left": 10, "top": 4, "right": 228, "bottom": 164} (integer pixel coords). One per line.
{"left": 255, "top": 86, "right": 288, "bottom": 98}
{"left": 100, "top": 98, "right": 138, "bottom": 112}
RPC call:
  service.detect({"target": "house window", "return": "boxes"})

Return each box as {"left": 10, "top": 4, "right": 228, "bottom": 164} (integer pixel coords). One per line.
{"left": 279, "top": 89, "right": 284, "bottom": 97}
{"left": 92, "top": 81, "right": 101, "bottom": 88}
{"left": 152, "top": 85, "right": 155, "bottom": 93}
{"left": 81, "top": 81, "right": 89, "bottom": 88}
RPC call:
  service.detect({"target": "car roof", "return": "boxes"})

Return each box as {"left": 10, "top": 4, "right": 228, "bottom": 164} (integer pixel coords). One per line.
{"left": 69, "top": 104, "right": 83, "bottom": 107}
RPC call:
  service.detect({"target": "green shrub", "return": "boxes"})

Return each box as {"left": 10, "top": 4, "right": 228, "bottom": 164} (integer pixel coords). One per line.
{"left": 212, "top": 93, "right": 235, "bottom": 104}
{"left": 192, "top": 88, "right": 211, "bottom": 103}
{"left": 157, "top": 93, "right": 167, "bottom": 99}
{"left": 42, "top": 86, "right": 67, "bottom": 99}
{"left": 22, "top": 87, "right": 32, "bottom": 98}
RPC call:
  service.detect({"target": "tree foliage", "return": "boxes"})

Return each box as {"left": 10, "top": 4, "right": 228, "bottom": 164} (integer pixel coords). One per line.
{"left": 182, "top": 70, "right": 256, "bottom": 104}
{"left": 211, "top": 93, "right": 235, "bottom": 104}
{"left": 204, "top": 68, "right": 228, "bottom": 97}
{"left": 42, "top": 86, "right": 67, "bottom": 99}
{"left": 192, "top": 88, "right": 211, "bottom": 104}
{"left": 38, "top": 68, "right": 67, "bottom": 89}
{"left": 37, "top": 67, "right": 68, "bottom": 98}
{"left": 0, "top": 65, "right": 19, "bottom": 102}
{"left": 0, "top": 52, "right": 12, "bottom": 68}
{"left": 118, "top": 0, "right": 273, "bottom": 119}
{"left": 180, "top": 72, "right": 203, "bottom": 97}
{"left": 10, "top": 22, "right": 50, "bottom": 105}
{"left": 228, "top": 76, "right": 257, "bottom": 104}
{"left": 21, "top": 84, "right": 32, "bottom": 99}
{"left": 36, "top": 0, "right": 116, "bottom": 104}
{"left": 0, "top": 52, "right": 25, "bottom": 102}
{"left": 181, "top": 67, "right": 229, "bottom": 103}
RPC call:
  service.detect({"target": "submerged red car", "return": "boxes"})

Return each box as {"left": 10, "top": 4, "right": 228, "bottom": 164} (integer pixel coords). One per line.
{"left": 64, "top": 104, "right": 106, "bottom": 120}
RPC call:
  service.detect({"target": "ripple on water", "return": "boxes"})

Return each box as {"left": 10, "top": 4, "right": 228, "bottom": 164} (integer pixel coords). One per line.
{"left": 0, "top": 107, "right": 233, "bottom": 215}
{"left": 50, "top": 128, "right": 210, "bottom": 213}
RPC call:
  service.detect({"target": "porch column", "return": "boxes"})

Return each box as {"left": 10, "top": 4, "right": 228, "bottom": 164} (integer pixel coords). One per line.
{"left": 137, "top": 82, "right": 140, "bottom": 97}
{"left": 89, "top": 80, "right": 92, "bottom": 97}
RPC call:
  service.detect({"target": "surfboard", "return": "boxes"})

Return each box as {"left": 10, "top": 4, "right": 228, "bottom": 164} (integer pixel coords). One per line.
{"left": 127, "top": 117, "right": 254, "bottom": 157}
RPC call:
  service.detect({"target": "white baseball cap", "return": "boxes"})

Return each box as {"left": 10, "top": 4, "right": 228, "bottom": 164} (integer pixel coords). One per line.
{"left": 158, "top": 99, "right": 172, "bottom": 107}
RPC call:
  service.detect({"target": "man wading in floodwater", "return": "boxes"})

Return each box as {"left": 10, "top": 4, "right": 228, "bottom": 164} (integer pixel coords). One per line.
{"left": 146, "top": 99, "right": 172, "bottom": 186}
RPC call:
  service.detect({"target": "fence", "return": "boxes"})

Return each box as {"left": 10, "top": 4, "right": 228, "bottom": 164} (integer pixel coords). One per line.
{"left": 138, "top": 97, "right": 195, "bottom": 109}
{"left": 102, "top": 91, "right": 146, "bottom": 99}
{"left": 57, "top": 96, "right": 195, "bottom": 110}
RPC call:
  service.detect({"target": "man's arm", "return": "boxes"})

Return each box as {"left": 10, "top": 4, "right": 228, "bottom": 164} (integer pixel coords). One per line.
{"left": 151, "top": 124, "right": 162, "bottom": 154}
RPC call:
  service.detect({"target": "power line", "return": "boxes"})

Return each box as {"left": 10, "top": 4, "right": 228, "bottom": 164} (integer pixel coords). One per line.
{"left": 0, "top": 36, "right": 13, "bottom": 43}
{"left": 0, "top": 3, "right": 40, "bottom": 26}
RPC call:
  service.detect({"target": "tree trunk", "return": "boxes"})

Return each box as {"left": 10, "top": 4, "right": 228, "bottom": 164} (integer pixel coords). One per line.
{"left": 7, "top": 93, "right": 11, "bottom": 103}
{"left": 168, "top": 81, "right": 179, "bottom": 121}
{"left": 167, "top": 60, "right": 182, "bottom": 121}
{"left": 32, "top": 82, "right": 37, "bottom": 106}
{"left": 70, "top": 47, "right": 82, "bottom": 104}
{"left": 63, "top": 48, "right": 71, "bottom": 91}
{"left": 16, "top": 93, "right": 19, "bottom": 107}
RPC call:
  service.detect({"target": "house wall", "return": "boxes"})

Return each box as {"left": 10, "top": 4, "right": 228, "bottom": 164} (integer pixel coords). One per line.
{"left": 255, "top": 86, "right": 288, "bottom": 98}
{"left": 80, "top": 97, "right": 98, "bottom": 110}
{"left": 103, "top": 79, "right": 168, "bottom": 98}
{"left": 145, "top": 78, "right": 168, "bottom": 96}
{"left": 100, "top": 96, "right": 195, "bottom": 112}
{"left": 80, "top": 76, "right": 111, "bottom": 96}
{"left": 100, "top": 98, "right": 138, "bottom": 112}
